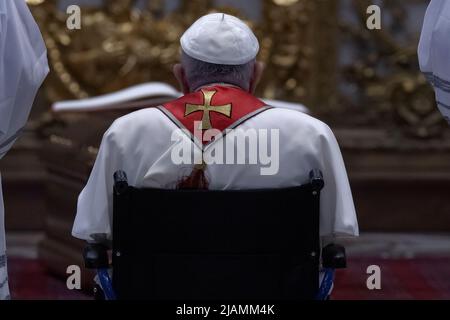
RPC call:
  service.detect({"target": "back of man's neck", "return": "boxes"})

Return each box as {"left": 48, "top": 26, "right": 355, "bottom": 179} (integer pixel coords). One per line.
{"left": 192, "top": 82, "right": 245, "bottom": 92}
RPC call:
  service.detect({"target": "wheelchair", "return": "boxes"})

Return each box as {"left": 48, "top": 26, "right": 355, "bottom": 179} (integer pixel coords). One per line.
{"left": 83, "top": 169, "right": 346, "bottom": 300}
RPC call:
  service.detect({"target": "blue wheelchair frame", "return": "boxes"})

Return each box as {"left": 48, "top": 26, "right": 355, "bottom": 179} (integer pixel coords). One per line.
{"left": 96, "top": 266, "right": 336, "bottom": 300}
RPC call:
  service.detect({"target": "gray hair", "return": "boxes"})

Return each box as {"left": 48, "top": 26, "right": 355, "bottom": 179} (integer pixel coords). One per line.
{"left": 181, "top": 51, "right": 255, "bottom": 91}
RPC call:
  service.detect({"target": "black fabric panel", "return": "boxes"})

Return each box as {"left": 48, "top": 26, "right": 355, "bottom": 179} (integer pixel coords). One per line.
{"left": 112, "top": 186, "right": 320, "bottom": 300}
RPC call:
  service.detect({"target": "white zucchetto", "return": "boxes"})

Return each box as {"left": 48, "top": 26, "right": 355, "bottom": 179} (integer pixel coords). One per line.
{"left": 180, "top": 13, "right": 260, "bottom": 65}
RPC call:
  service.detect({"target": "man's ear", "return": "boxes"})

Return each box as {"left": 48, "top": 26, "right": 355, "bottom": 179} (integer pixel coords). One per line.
{"left": 173, "top": 64, "right": 190, "bottom": 94}
{"left": 249, "top": 61, "right": 264, "bottom": 94}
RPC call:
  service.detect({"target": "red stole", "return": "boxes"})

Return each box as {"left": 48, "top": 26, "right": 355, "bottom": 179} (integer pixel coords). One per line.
{"left": 159, "top": 85, "right": 270, "bottom": 146}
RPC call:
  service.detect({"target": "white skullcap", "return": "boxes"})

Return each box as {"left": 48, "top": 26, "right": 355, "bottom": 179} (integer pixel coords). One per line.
{"left": 180, "top": 13, "right": 260, "bottom": 65}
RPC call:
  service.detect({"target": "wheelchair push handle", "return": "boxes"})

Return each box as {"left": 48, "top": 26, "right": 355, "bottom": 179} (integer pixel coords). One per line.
{"left": 83, "top": 243, "right": 109, "bottom": 269}
{"left": 309, "top": 169, "right": 324, "bottom": 192}
{"left": 113, "top": 170, "right": 129, "bottom": 195}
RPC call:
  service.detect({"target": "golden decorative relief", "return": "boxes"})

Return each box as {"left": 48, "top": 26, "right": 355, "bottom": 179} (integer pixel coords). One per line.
{"left": 29, "top": 0, "right": 448, "bottom": 140}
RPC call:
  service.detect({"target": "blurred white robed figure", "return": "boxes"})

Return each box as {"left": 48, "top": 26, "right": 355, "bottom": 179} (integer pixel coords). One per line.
{"left": 0, "top": 0, "right": 49, "bottom": 299}
{"left": 418, "top": 0, "right": 450, "bottom": 123}
{"left": 73, "top": 13, "right": 358, "bottom": 245}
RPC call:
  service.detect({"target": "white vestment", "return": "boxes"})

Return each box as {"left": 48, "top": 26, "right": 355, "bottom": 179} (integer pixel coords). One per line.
{"left": 0, "top": 0, "right": 49, "bottom": 299}
{"left": 73, "top": 102, "right": 359, "bottom": 242}
{"left": 418, "top": 0, "right": 450, "bottom": 123}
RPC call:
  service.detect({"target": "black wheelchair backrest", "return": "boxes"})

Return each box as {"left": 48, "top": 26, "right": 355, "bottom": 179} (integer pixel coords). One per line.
{"left": 111, "top": 169, "right": 324, "bottom": 300}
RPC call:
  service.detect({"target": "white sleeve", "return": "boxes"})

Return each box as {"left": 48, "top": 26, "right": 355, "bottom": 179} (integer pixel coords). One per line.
{"left": 318, "top": 124, "right": 359, "bottom": 238}
{"left": 418, "top": 0, "right": 445, "bottom": 73}
{"left": 418, "top": 0, "right": 450, "bottom": 121}
{"left": 0, "top": 0, "right": 49, "bottom": 158}
{"left": 72, "top": 127, "right": 123, "bottom": 242}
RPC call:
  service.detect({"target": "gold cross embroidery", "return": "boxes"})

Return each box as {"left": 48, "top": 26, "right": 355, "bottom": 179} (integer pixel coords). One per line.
{"left": 185, "top": 90, "right": 232, "bottom": 130}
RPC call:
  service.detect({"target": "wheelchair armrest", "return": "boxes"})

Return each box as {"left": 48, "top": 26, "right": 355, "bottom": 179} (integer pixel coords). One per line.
{"left": 322, "top": 243, "right": 346, "bottom": 269}
{"left": 83, "top": 243, "right": 109, "bottom": 269}
{"left": 113, "top": 170, "right": 128, "bottom": 195}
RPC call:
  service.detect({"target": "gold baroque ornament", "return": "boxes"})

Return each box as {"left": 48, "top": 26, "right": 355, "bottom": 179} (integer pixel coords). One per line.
{"left": 335, "top": 0, "right": 447, "bottom": 138}
{"left": 29, "top": 0, "right": 447, "bottom": 139}
{"left": 30, "top": 0, "right": 330, "bottom": 109}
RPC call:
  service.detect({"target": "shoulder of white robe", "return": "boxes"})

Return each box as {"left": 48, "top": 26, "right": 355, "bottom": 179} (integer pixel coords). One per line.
{"left": 418, "top": 0, "right": 446, "bottom": 72}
